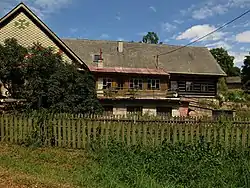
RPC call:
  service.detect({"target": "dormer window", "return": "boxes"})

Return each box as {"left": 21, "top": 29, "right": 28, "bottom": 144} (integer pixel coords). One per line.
{"left": 93, "top": 54, "right": 101, "bottom": 62}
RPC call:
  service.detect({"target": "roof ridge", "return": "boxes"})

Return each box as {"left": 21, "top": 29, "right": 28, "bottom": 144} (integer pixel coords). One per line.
{"left": 62, "top": 38, "right": 207, "bottom": 49}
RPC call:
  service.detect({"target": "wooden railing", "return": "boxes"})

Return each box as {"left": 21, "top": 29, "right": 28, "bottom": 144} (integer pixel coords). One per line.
{"left": 96, "top": 88, "right": 178, "bottom": 99}
{"left": 0, "top": 114, "right": 250, "bottom": 150}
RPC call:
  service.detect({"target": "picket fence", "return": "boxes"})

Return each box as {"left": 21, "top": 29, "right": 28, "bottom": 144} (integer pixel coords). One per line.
{"left": 1, "top": 114, "right": 250, "bottom": 149}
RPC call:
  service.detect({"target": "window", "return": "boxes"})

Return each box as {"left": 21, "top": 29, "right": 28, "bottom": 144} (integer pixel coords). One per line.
{"left": 129, "top": 79, "right": 143, "bottom": 90}
{"left": 201, "top": 84, "right": 209, "bottom": 92}
{"left": 117, "top": 79, "right": 124, "bottom": 90}
{"left": 103, "top": 78, "right": 112, "bottom": 89}
{"left": 93, "top": 54, "right": 101, "bottom": 62}
{"left": 147, "top": 79, "right": 160, "bottom": 90}
{"left": 186, "top": 81, "right": 194, "bottom": 91}
{"left": 103, "top": 106, "right": 113, "bottom": 115}
{"left": 170, "top": 81, "right": 178, "bottom": 91}
{"left": 127, "top": 106, "right": 143, "bottom": 115}
{"left": 156, "top": 107, "right": 172, "bottom": 116}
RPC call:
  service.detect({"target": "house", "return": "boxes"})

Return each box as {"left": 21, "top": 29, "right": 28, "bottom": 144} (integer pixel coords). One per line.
{"left": 0, "top": 3, "right": 226, "bottom": 117}
{"left": 225, "top": 76, "right": 242, "bottom": 90}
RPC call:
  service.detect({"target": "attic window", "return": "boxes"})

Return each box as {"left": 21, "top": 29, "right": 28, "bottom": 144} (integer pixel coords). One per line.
{"left": 93, "top": 55, "right": 101, "bottom": 62}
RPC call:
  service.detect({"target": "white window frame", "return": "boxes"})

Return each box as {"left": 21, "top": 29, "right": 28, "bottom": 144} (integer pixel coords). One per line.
{"left": 186, "top": 81, "right": 194, "bottom": 91}
{"left": 147, "top": 79, "right": 160, "bottom": 90}
{"left": 103, "top": 78, "right": 112, "bottom": 89}
{"left": 129, "top": 79, "right": 143, "bottom": 90}
{"left": 201, "top": 84, "right": 209, "bottom": 92}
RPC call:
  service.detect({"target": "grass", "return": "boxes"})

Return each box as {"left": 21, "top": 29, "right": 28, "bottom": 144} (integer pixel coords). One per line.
{"left": 0, "top": 141, "right": 250, "bottom": 188}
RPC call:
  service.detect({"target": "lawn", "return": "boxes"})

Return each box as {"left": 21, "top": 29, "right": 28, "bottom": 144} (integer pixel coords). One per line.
{"left": 0, "top": 141, "right": 250, "bottom": 188}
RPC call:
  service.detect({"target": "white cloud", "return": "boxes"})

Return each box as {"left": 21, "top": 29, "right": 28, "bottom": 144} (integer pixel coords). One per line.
{"left": 69, "top": 28, "right": 78, "bottom": 33}
{"left": 180, "top": 0, "right": 250, "bottom": 20}
{"left": 161, "top": 22, "right": 176, "bottom": 32}
{"left": 0, "top": 0, "right": 72, "bottom": 19}
{"left": 117, "top": 37, "right": 124, "bottom": 41}
{"left": 205, "top": 41, "right": 232, "bottom": 50}
{"left": 192, "top": 5, "right": 228, "bottom": 19}
{"left": 228, "top": 0, "right": 250, "bottom": 8}
{"left": 229, "top": 51, "right": 249, "bottom": 67}
{"left": 115, "top": 12, "right": 121, "bottom": 20}
{"left": 176, "top": 24, "right": 226, "bottom": 41}
{"left": 173, "top": 20, "right": 183, "bottom": 24}
{"left": 100, "top": 33, "right": 110, "bottom": 39}
{"left": 22, "top": 0, "right": 72, "bottom": 18}
{"left": 137, "top": 32, "right": 148, "bottom": 36}
{"left": 180, "top": 4, "right": 196, "bottom": 16}
{"left": 236, "top": 31, "right": 250, "bottom": 43}
{"left": 149, "top": 6, "right": 156, "bottom": 12}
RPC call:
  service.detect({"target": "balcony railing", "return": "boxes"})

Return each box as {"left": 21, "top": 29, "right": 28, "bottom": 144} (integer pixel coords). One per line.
{"left": 96, "top": 88, "right": 178, "bottom": 99}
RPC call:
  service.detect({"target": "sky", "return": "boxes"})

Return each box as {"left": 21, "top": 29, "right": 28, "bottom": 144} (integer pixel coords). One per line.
{"left": 1, "top": 0, "right": 250, "bottom": 67}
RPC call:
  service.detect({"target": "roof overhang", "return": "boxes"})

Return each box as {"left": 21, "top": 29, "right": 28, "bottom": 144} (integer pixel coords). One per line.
{"left": 168, "top": 71, "right": 227, "bottom": 77}
{"left": 87, "top": 66, "right": 169, "bottom": 76}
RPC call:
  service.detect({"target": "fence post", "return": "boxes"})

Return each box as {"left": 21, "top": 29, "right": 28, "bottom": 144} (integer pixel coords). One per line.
{"left": 0, "top": 115, "right": 4, "bottom": 142}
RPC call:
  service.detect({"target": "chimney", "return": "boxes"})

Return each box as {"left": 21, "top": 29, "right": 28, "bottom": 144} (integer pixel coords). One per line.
{"left": 98, "top": 48, "right": 103, "bottom": 68}
{"left": 118, "top": 41, "right": 123, "bottom": 52}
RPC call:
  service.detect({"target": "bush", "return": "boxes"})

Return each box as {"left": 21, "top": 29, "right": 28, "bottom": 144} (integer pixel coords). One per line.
{"left": 225, "top": 90, "right": 246, "bottom": 102}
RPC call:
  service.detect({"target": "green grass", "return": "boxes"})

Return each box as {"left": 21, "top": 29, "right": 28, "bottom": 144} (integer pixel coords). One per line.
{"left": 0, "top": 141, "right": 250, "bottom": 188}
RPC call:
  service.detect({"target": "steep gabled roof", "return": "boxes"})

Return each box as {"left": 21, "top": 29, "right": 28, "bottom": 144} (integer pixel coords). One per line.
{"left": 0, "top": 2, "right": 89, "bottom": 70}
{"left": 63, "top": 38, "right": 226, "bottom": 76}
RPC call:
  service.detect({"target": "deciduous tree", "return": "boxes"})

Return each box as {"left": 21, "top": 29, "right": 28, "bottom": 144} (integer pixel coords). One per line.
{"left": 210, "top": 48, "right": 240, "bottom": 76}
{"left": 0, "top": 38, "right": 103, "bottom": 114}
{"left": 142, "top": 32, "right": 159, "bottom": 44}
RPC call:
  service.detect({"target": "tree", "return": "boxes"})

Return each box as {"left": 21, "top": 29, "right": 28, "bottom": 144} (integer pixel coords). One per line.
{"left": 0, "top": 38, "right": 28, "bottom": 98}
{"left": 142, "top": 32, "right": 159, "bottom": 44}
{"left": 210, "top": 48, "right": 240, "bottom": 76}
{"left": 241, "top": 55, "right": 250, "bottom": 85}
{"left": 0, "top": 38, "right": 103, "bottom": 114}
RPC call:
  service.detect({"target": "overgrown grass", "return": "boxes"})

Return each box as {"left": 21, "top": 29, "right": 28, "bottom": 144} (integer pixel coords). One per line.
{"left": 0, "top": 141, "right": 250, "bottom": 187}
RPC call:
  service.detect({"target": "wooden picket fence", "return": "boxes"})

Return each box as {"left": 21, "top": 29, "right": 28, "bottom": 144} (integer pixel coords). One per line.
{"left": 1, "top": 114, "right": 250, "bottom": 149}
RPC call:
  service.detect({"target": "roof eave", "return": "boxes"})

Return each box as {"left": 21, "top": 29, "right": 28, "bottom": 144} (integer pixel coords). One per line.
{"left": 168, "top": 71, "right": 227, "bottom": 76}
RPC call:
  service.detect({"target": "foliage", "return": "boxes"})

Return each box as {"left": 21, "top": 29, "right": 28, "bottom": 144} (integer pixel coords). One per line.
{"left": 210, "top": 48, "right": 240, "bottom": 76}
{"left": 88, "top": 141, "right": 250, "bottom": 188}
{"left": 2, "top": 139, "right": 250, "bottom": 188}
{"left": 0, "top": 38, "right": 103, "bottom": 114}
{"left": 0, "top": 38, "right": 28, "bottom": 97}
{"left": 224, "top": 90, "right": 247, "bottom": 102}
{"left": 241, "top": 55, "right": 250, "bottom": 85}
{"left": 217, "top": 77, "right": 228, "bottom": 93}
{"left": 142, "top": 32, "right": 159, "bottom": 44}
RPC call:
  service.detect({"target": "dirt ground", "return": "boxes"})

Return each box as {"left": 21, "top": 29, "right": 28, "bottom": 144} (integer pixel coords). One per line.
{"left": 0, "top": 167, "right": 73, "bottom": 188}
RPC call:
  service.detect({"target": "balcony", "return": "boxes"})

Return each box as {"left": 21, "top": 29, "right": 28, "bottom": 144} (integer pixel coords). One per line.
{"left": 96, "top": 88, "right": 178, "bottom": 99}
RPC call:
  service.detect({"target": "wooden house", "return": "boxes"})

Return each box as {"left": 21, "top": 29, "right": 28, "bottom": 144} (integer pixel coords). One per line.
{"left": 0, "top": 3, "right": 226, "bottom": 117}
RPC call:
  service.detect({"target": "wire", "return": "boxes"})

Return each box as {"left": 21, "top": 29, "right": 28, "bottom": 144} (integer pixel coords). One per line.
{"left": 157, "top": 8, "right": 250, "bottom": 57}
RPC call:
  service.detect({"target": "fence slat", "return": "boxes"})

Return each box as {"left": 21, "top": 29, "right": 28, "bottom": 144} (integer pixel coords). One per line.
{"left": 9, "top": 116, "right": 13, "bottom": 143}
{"left": 127, "top": 123, "right": 131, "bottom": 146}
{"left": 1, "top": 114, "right": 250, "bottom": 151}
{"left": 76, "top": 119, "right": 81, "bottom": 148}
{"left": 82, "top": 119, "right": 86, "bottom": 148}
{"left": 72, "top": 119, "right": 76, "bottom": 149}
{"left": 132, "top": 122, "right": 136, "bottom": 145}
{"left": 58, "top": 119, "right": 62, "bottom": 147}
{"left": 62, "top": 118, "right": 67, "bottom": 147}
{"left": 1, "top": 115, "right": 4, "bottom": 141}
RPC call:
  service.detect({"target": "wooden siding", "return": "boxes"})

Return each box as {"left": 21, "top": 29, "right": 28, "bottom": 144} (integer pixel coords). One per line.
{"left": 170, "top": 74, "right": 218, "bottom": 97}
{"left": 0, "top": 12, "right": 72, "bottom": 63}
{"left": 94, "top": 73, "right": 169, "bottom": 99}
